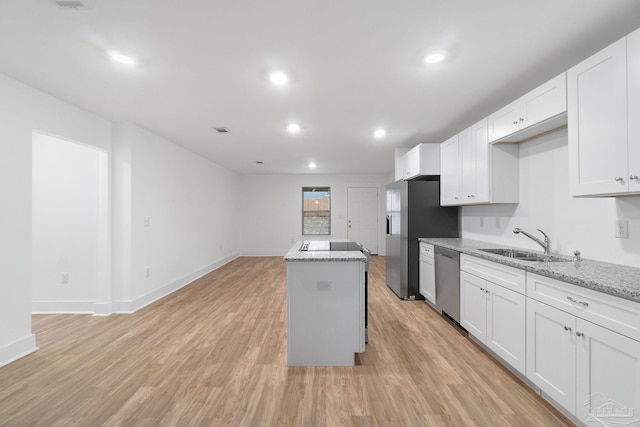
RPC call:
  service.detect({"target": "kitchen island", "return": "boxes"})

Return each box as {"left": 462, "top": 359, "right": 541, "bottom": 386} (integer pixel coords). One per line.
{"left": 284, "top": 241, "right": 367, "bottom": 366}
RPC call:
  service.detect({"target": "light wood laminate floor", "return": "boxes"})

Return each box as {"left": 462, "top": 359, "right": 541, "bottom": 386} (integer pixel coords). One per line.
{"left": 0, "top": 256, "right": 572, "bottom": 426}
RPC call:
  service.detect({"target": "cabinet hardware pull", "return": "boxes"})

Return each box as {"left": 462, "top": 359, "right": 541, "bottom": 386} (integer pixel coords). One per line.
{"left": 615, "top": 176, "right": 624, "bottom": 182}
{"left": 513, "top": 121, "right": 518, "bottom": 125}
{"left": 576, "top": 332, "right": 584, "bottom": 337}
{"left": 566, "top": 296, "right": 589, "bottom": 307}
{"left": 467, "top": 194, "right": 475, "bottom": 198}
{"left": 564, "top": 326, "right": 572, "bottom": 332}
{"left": 630, "top": 175, "right": 639, "bottom": 180}
{"left": 519, "top": 117, "right": 525, "bottom": 122}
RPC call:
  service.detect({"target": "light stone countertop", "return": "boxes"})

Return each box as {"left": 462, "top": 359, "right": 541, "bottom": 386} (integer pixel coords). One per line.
{"left": 419, "top": 237, "right": 640, "bottom": 303}
{"left": 284, "top": 241, "right": 367, "bottom": 262}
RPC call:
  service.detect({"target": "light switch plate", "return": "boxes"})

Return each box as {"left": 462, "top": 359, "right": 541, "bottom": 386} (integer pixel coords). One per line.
{"left": 615, "top": 219, "right": 629, "bottom": 239}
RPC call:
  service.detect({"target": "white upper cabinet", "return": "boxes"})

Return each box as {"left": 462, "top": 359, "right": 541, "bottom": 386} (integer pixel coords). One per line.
{"left": 460, "top": 119, "right": 490, "bottom": 203}
{"left": 568, "top": 38, "right": 628, "bottom": 196}
{"left": 568, "top": 27, "right": 640, "bottom": 197}
{"left": 394, "top": 148, "right": 410, "bottom": 181}
{"left": 440, "top": 135, "right": 461, "bottom": 205}
{"left": 440, "top": 118, "right": 519, "bottom": 206}
{"left": 627, "top": 28, "right": 640, "bottom": 193}
{"left": 488, "top": 73, "right": 567, "bottom": 143}
{"left": 398, "top": 143, "right": 440, "bottom": 180}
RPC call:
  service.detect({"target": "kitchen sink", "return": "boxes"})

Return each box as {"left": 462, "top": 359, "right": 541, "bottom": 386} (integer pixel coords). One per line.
{"left": 479, "top": 248, "right": 572, "bottom": 262}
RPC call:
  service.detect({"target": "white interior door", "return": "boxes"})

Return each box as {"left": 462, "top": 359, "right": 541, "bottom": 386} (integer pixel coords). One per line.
{"left": 347, "top": 187, "right": 378, "bottom": 254}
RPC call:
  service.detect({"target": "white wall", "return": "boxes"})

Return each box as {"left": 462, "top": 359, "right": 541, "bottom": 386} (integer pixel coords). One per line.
{"left": 32, "top": 133, "right": 102, "bottom": 312}
{"left": 112, "top": 123, "right": 240, "bottom": 312}
{"left": 0, "top": 73, "right": 112, "bottom": 367}
{"left": 461, "top": 128, "right": 640, "bottom": 268}
{"left": 239, "top": 174, "right": 388, "bottom": 255}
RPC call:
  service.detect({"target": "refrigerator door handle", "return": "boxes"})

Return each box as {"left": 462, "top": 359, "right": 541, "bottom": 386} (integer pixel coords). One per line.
{"left": 386, "top": 215, "right": 391, "bottom": 235}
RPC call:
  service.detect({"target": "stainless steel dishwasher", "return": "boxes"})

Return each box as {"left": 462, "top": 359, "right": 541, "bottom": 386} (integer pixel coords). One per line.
{"left": 434, "top": 246, "right": 460, "bottom": 323}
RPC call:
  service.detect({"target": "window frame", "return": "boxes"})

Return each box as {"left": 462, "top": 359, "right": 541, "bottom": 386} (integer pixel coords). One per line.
{"left": 301, "top": 187, "right": 331, "bottom": 235}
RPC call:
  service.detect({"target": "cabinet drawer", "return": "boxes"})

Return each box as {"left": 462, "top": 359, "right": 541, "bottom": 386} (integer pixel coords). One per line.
{"left": 419, "top": 243, "right": 434, "bottom": 259}
{"left": 460, "top": 254, "right": 526, "bottom": 294}
{"left": 527, "top": 272, "right": 640, "bottom": 341}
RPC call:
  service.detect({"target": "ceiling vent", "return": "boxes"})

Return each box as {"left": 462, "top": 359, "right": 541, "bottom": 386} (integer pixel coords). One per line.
{"left": 54, "top": 1, "right": 90, "bottom": 10}
{"left": 213, "top": 127, "right": 230, "bottom": 133}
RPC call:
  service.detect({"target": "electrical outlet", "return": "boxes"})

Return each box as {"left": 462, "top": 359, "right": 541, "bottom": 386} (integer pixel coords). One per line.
{"left": 615, "top": 219, "right": 629, "bottom": 239}
{"left": 61, "top": 273, "right": 69, "bottom": 284}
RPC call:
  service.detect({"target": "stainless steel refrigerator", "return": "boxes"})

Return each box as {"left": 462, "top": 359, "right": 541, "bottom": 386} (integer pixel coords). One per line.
{"left": 385, "top": 177, "right": 459, "bottom": 300}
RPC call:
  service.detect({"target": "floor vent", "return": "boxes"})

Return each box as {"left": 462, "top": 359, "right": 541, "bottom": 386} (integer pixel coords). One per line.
{"left": 54, "top": 1, "right": 90, "bottom": 10}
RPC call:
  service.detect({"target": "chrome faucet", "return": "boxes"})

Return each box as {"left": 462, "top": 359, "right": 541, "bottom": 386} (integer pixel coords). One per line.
{"left": 513, "top": 228, "right": 550, "bottom": 255}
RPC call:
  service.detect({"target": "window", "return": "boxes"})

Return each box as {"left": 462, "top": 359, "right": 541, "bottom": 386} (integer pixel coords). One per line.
{"left": 302, "top": 187, "right": 331, "bottom": 235}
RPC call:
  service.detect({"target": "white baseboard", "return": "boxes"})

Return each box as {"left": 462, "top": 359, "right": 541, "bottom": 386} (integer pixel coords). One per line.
{"left": 0, "top": 334, "right": 38, "bottom": 368}
{"left": 113, "top": 253, "right": 239, "bottom": 314}
{"left": 92, "top": 302, "right": 113, "bottom": 316}
{"left": 32, "top": 300, "right": 95, "bottom": 314}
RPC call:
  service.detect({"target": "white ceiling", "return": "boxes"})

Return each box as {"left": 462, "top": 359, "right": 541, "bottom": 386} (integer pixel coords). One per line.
{"left": 1, "top": 1, "right": 639, "bottom": 175}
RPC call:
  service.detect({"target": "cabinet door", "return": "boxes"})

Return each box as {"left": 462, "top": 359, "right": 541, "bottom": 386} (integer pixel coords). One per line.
{"left": 576, "top": 319, "right": 640, "bottom": 426}
{"left": 628, "top": 28, "right": 640, "bottom": 193}
{"left": 488, "top": 101, "right": 520, "bottom": 143}
{"left": 568, "top": 38, "right": 628, "bottom": 196}
{"left": 459, "top": 127, "right": 475, "bottom": 204}
{"left": 486, "top": 282, "right": 526, "bottom": 375}
{"left": 469, "top": 119, "right": 490, "bottom": 203}
{"left": 526, "top": 298, "right": 577, "bottom": 414}
{"left": 402, "top": 147, "right": 420, "bottom": 180}
{"left": 520, "top": 73, "right": 567, "bottom": 128}
{"left": 440, "top": 135, "right": 461, "bottom": 205}
{"left": 419, "top": 255, "right": 436, "bottom": 304}
{"left": 460, "top": 271, "right": 487, "bottom": 342}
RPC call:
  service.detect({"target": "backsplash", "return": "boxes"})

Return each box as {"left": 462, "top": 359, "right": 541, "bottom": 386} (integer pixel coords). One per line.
{"left": 461, "top": 128, "right": 640, "bottom": 269}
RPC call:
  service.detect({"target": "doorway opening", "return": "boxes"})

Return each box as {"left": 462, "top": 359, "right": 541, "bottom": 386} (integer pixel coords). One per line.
{"left": 31, "top": 132, "right": 110, "bottom": 315}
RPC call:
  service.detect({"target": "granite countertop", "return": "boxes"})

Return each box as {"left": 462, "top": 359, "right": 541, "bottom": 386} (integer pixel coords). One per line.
{"left": 419, "top": 237, "right": 640, "bottom": 304}
{"left": 284, "top": 241, "right": 367, "bottom": 262}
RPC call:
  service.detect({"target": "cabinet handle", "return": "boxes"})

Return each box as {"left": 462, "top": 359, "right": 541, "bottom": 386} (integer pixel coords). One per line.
{"left": 630, "top": 175, "right": 639, "bottom": 180}
{"left": 564, "top": 326, "right": 572, "bottom": 332}
{"left": 615, "top": 176, "right": 624, "bottom": 182}
{"left": 567, "top": 296, "right": 589, "bottom": 307}
{"left": 467, "top": 194, "right": 475, "bottom": 198}
{"left": 576, "top": 331, "right": 584, "bottom": 337}
{"left": 519, "top": 117, "right": 525, "bottom": 122}
{"left": 512, "top": 121, "right": 518, "bottom": 125}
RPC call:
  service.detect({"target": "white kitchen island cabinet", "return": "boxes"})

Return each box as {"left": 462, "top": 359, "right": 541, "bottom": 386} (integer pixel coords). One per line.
{"left": 284, "top": 244, "right": 366, "bottom": 367}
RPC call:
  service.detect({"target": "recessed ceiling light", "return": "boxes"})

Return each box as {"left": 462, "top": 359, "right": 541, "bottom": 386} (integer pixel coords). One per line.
{"left": 308, "top": 162, "right": 317, "bottom": 169}
{"left": 269, "top": 71, "right": 289, "bottom": 85}
{"left": 287, "top": 123, "right": 301, "bottom": 133}
{"left": 425, "top": 50, "right": 446, "bottom": 64}
{"left": 374, "top": 128, "right": 387, "bottom": 138}
{"left": 108, "top": 50, "right": 135, "bottom": 65}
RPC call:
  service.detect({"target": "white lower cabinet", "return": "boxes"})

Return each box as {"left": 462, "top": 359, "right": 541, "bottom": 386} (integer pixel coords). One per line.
{"left": 419, "top": 243, "right": 435, "bottom": 304}
{"left": 526, "top": 298, "right": 577, "bottom": 412}
{"left": 460, "top": 265, "right": 526, "bottom": 375}
{"left": 526, "top": 273, "right": 640, "bottom": 425}
{"left": 576, "top": 319, "right": 640, "bottom": 424}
